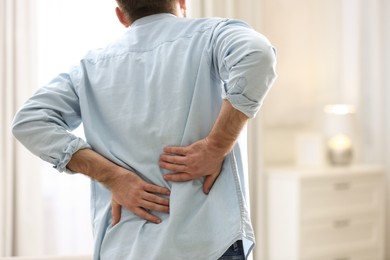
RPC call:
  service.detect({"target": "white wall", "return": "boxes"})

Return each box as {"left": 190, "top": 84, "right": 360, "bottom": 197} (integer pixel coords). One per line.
{"left": 261, "top": 0, "right": 350, "bottom": 166}
{"left": 261, "top": 0, "right": 387, "bottom": 167}
{"left": 383, "top": 0, "right": 390, "bottom": 256}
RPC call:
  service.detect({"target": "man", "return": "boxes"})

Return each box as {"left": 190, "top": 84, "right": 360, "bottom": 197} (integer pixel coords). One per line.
{"left": 12, "top": 0, "right": 276, "bottom": 259}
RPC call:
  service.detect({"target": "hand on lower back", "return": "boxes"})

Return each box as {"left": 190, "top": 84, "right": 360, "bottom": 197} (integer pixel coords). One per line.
{"left": 159, "top": 138, "right": 225, "bottom": 194}
{"left": 108, "top": 169, "right": 170, "bottom": 225}
{"left": 66, "top": 149, "right": 170, "bottom": 225}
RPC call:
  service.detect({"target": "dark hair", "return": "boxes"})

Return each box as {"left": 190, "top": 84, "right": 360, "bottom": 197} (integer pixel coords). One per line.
{"left": 116, "top": 0, "right": 177, "bottom": 22}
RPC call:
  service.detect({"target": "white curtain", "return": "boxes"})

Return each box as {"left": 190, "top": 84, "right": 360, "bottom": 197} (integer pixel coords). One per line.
{"left": 348, "top": 0, "right": 390, "bottom": 257}
{"left": 0, "top": 0, "right": 44, "bottom": 257}
{"left": 365, "top": 0, "right": 390, "bottom": 257}
{"left": 36, "top": 0, "right": 122, "bottom": 256}
{"left": 383, "top": 0, "right": 390, "bottom": 256}
{"left": 188, "top": 1, "right": 267, "bottom": 259}
{"left": 189, "top": 0, "right": 264, "bottom": 24}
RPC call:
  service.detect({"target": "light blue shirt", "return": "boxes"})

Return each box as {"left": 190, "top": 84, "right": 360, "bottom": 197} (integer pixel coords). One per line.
{"left": 12, "top": 14, "right": 276, "bottom": 259}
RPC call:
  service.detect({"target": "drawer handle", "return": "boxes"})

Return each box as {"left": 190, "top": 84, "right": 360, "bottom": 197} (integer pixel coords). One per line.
{"left": 333, "top": 219, "right": 350, "bottom": 228}
{"left": 334, "top": 182, "right": 351, "bottom": 191}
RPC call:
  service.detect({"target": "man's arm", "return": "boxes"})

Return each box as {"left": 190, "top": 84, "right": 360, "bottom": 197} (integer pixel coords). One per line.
{"left": 159, "top": 100, "right": 248, "bottom": 194}
{"left": 12, "top": 68, "right": 170, "bottom": 225}
{"left": 67, "top": 149, "right": 170, "bottom": 225}
{"left": 160, "top": 21, "right": 276, "bottom": 194}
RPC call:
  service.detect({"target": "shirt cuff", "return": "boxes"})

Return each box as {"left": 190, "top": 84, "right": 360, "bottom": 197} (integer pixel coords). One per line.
{"left": 225, "top": 95, "right": 261, "bottom": 119}
{"left": 54, "top": 137, "right": 91, "bottom": 174}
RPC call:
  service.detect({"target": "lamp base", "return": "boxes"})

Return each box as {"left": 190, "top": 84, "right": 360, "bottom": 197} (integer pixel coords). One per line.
{"left": 327, "top": 148, "right": 353, "bottom": 165}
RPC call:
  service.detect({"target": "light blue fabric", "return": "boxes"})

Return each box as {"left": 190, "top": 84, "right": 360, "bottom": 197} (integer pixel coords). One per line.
{"left": 12, "top": 14, "right": 276, "bottom": 259}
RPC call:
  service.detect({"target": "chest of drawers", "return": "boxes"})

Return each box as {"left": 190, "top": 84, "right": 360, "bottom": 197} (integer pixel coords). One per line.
{"left": 266, "top": 165, "right": 385, "bottom": 260}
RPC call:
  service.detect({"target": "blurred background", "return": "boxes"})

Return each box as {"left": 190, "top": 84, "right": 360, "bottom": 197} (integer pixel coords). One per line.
{"left": 1, "top": 0, "right": 389, "bottom": 259}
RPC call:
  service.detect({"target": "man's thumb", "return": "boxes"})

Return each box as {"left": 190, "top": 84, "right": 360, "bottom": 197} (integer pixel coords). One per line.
{"left": 203, "top": 173, "right": 218, "bottom": 194}
{"left": 111, "top": 199, "right": 122, "bottom": 226}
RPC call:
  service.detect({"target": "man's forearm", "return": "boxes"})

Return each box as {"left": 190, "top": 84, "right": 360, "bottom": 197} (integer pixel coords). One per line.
{"left": 67, "top": 148, "right": 123, "bottom": 187}
{"left": 206, "top": 100, "right": 249, "bottom": 155}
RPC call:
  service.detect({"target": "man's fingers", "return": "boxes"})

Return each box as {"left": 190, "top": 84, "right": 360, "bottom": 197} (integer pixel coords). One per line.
{"left": 142, "top": 192, "right": 170, "bottom": 207}
{"left": 159, "top": 160, "right": 187, "bottom": 172}
{"left": 144, "top": 183, "right": 171, "bottom": 196}
{"left": 159, "top": 153, "right": 187, "bottom": 165}
{"left": 141, "top": 199, "right": 170, "bottom": 213}
{"left": 163, "top": 146, "right": 187, "bottom": 156}
{"left": 164, "top": 172, "right": 193, "bottom": 182}
{"left": 133, "top": 207, "right": 162, "bottom": 224}
{"left": 111, "top": 199, "right": 122, "bottom": 226}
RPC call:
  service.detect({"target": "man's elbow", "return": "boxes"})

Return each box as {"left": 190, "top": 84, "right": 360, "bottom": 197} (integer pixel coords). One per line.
{"left": 11, "top": 115, "right": 25, "bottom": 143}
{"left": 256, "top": 43, "right": 277, "bottom": 86}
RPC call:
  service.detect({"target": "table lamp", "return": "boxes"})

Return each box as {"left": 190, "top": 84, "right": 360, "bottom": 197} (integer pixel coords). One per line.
{"left": 323, "top": 104, "right": 356, "bottom": 165}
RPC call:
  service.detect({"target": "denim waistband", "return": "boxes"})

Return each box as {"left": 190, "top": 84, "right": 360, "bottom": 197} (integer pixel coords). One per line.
{"left": 218, "top": 240, "right": 245, "bottom": 259}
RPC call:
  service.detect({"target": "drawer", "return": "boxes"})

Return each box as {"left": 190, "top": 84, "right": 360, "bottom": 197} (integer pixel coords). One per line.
{"left": 301, "top": 212, "right": 382, "bottom": 256}
{"left": 302, "top": 248, "right": 382, "bottom": 260}
{"left": 301, "top": 175, "right": 383, "bottom": 217}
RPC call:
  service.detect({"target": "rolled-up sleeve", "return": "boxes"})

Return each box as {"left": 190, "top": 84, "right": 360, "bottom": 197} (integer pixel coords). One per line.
{"left": 210, "top": 19, "right": 277, "bottom": 118}
{"left": 12, "top": 67, "right": 90, "bottom": 173}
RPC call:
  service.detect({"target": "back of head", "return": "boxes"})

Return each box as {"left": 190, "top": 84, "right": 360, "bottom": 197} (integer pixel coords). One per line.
{"left": 116, "top": 0, "right": 177, "bottom": 22}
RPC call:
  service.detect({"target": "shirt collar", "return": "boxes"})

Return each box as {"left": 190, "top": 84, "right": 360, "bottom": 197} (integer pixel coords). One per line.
{"left": 131, "top": 13, "right": 177, "bottom": 28}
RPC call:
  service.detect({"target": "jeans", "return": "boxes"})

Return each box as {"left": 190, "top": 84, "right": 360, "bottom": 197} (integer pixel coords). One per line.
{"left": 218, "top": 240, "right": 245, "bottom": 260}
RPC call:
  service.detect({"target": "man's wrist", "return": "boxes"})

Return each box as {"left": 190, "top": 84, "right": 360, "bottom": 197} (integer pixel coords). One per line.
{"left": 67, "top": 148, "right": 123, "bottom": 188}
{"left": 205, "top": 100, "right": 248, "bottom": 156}
{"left": 205, "top": 135, "right": 233, "bottom": 157}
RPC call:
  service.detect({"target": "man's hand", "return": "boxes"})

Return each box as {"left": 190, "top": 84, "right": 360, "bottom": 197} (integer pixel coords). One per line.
{"left": 107, "top": 168, "right": 170, "bottom": 225}
{"left": 159, "top": 138, "right": 225, "bottom": 194}
{"left": 67, "top": 149, "right": 170, "bottom": 226}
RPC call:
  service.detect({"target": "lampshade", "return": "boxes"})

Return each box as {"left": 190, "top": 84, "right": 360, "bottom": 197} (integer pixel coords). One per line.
{"left": 323, "top": 104, "right": 355, "bottom": 138}
{"left": 323, "top": 104, "right": 356, "bottom": 165}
